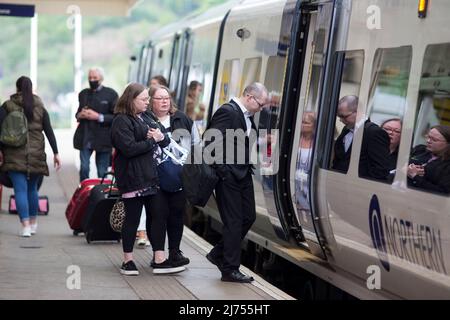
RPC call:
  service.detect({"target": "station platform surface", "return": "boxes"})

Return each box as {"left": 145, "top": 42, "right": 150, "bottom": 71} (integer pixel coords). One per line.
{"left": 0, "top": 129, "right": 294, "bottom": 300}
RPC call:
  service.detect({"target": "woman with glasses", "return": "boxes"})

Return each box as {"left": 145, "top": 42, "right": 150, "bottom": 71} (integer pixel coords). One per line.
{"left": 381, "top": 118, "right": 402, "bottom": 172}
{"left": 147, "top": 84, "right": 196, "bottom": 270}
{"left": 408, "top": 125, "right": 450, "bottom": 194}
{"left": 111, "top": 83, "right": 185, "bottom": 275}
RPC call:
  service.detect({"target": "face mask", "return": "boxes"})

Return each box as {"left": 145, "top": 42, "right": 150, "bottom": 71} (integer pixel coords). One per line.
{"left": 89, "top": 80, "right": 100, "bottom": 90}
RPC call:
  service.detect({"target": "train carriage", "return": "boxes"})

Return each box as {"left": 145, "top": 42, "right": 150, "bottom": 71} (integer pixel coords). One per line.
{"left": 130, "top": 0, "right": 450, "bottom": 299}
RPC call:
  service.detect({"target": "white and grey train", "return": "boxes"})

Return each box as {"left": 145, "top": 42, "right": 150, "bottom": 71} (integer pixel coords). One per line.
{"left": 129, "top": 0, "right": 450, "bottom": 299}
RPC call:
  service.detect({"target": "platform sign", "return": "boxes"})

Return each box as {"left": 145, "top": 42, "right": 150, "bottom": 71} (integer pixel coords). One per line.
{"left": 0, "top": 3, "right": 35, "bottom": 17}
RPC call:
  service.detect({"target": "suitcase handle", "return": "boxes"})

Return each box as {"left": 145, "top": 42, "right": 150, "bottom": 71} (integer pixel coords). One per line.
{"left": 101, "top": 172, "right": 118, "bottom": 197}
{"left": 101, "top": 172, "right": 115, "bottom": 185}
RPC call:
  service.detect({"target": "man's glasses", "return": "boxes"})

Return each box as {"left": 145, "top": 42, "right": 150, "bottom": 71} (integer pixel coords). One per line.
{"left": 251, "top": 95, "right": 265, "bottom": 108}
{"left": 153, "top": 96, "right": 171, "bottom": 101}
{"left": 337, "top": 112, "right": 354, "bottom": 120}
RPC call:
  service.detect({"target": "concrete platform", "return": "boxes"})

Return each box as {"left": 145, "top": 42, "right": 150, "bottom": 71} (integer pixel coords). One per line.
{"left": 0, "top": 129, "right": 294, "bottom": 300}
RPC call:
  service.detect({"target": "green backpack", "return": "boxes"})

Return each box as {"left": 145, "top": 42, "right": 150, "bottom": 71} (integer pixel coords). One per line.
{"left": 0, "top": 104, "right": 28, "bottom": 147}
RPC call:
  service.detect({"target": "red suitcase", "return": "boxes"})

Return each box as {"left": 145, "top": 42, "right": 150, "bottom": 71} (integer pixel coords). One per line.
{"left": 65, "top": 178, "right": 112, "bottom": 235}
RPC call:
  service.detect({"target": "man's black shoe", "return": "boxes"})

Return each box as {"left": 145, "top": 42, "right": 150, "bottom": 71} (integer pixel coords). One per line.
{"left": 206, "top": 253, "right": 223, "bottom": 271}
{"left": 221, "top": 270, "right": 254, "bottom": 283}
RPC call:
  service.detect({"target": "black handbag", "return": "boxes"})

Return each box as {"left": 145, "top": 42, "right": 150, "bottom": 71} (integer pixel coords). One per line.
{"left": 181, "top": 144, "right": 219, "bottom": 207}
{"left": 157, "top": 139, "right": 188, "bottom": 193}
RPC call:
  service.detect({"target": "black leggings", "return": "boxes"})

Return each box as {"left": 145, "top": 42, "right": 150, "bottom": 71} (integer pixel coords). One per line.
{"left": 121, "top": 193, "right": 167, "bottom": 253}
{"left": 160, "top": 189, "right": 186, "bottom": 251}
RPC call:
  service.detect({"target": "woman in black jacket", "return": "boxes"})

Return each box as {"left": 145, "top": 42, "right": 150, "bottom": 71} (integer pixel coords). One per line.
{"left": 407, "top": 125, "right": 450, "bottom": 195}
{"left": 111, "top": 83, "right": 184, "bottom": 276}
{"left": 148, "top": 84, "right": 195, "bottom": 268}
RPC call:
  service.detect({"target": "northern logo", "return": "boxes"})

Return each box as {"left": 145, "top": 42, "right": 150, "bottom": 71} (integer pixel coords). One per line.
{"left": 368, "top": 195, "right": 390, "bottom": 271}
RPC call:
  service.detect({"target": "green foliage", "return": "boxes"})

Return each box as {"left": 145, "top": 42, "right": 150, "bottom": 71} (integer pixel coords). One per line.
{"left": 0, "top": 0, "right": 228, "bottom": 128}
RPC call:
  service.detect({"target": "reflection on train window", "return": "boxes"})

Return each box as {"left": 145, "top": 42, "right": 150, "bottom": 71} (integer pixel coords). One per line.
{"left": 219, "top": 59, "right": 241, "bottom": 106}
{"left": 241, "top": 57, "right": 262, "bottom": 92}
{"left": 152, "top": 40, "right": 172, "bottom": 82}
{"left": 361, "top": 46, "right": 412, "bottom": 182}
{"left": 328, "top": 50, "right": 364, "bottom": 174}
{"left": 143, "top": 44, "right": 153, "bottom": 86}
{"left": 408, "top": 43, "right": 450, "bottom": 196}
{"left": 256, "top": 56, "right": 287, "bottom": 178}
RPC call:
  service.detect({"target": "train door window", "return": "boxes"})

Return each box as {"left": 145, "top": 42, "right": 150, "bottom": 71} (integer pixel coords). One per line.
{"left": 360, "top": 46, "right": 412, "bottom": 182}
{"left": 241, "top": 57, "right": 262, "bottom": 91}
{"left": 326, "top": 50, "right": 364, "bottom": 175}
{"left": 218, "top": 59, "right": 241, "bottom": 107}
{"left": 143, "top": 44, "right": 153, "bottom": 86}
{"left": 254, "top": 55, "right": 288, "bottom": 183}
{"left": 408, "top": 43, "right": 450, "bottom": 196}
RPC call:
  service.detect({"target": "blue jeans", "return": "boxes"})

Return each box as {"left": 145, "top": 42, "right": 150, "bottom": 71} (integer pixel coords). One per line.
{"left": 79, "top": 149, "right": 110, "bottom": 182}
{"left": 9, "top": 171, "right": 39, "bottom": 222}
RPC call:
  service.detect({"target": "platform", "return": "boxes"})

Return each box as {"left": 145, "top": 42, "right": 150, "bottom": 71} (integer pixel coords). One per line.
{"left": 0, "top": 129, "right": 294, "bottom": 300}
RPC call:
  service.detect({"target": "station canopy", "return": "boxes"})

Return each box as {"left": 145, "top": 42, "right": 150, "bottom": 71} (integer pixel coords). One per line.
{"left": 0, "top": 0, "right": 139, "bottom": 16}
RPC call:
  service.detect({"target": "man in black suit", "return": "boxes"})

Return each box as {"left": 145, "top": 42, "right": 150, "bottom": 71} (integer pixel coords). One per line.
{"left": 205, "top": 83, "right": 268, "bottom": 283}
{"left": 332, "top": 95, "right": 390, "bottom": 180}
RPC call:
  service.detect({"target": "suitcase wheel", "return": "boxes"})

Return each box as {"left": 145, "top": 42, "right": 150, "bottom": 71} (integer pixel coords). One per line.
{"left": 85, "top": 231, "right": 91, "bottom": 244}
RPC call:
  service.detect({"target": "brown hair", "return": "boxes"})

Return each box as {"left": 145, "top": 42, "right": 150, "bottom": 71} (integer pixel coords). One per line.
{"left": 114, "top": 83, "right": 147, "bottom": 116}
{"left": 149, "top": 85, "right": 178, "bottom": 115}
{"left": 16, "top": 76, "right": 34, "bottom": 121}
{"left": 431, "top": 125, "right": 450, "bottom": 160}
{"left": 150, "top": 75, "right": 168, "bottom": 87}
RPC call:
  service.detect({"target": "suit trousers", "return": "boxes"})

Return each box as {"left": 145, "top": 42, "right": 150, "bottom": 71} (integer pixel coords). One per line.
{"left": 211, "top": 170, "right": 256, "bottom": 273}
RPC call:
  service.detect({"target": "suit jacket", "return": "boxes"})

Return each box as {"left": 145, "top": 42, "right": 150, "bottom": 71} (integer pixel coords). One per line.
{"left": 207, "top": 99, "right": 256, "bottom": 181}
{"left": 332, "top": 120, "right": 390, "bottom": 180}
{"left": 332, "top": 127, "right": 352, "bottom": 173}
{"left": 359, "top": 120, "right": 391, "bottom": 180}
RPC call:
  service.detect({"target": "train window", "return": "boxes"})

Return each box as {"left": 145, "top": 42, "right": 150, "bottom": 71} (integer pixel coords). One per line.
{"left": 241, "top": 57, "right": 262, "bottom": 92}
{"left": 255, "top": 56, "right": 287, "bottom": 178}
{"left": 328, "top": 50, "right": 364, "bottom": 174}
{"left": 408, "top": 43, "right": 450, "bottom": 196}
{"left": 219, "top": 59, "right": 241, "bottom": 107}
{"left": 359, "top": 46, "right": 412, "bottom": 182}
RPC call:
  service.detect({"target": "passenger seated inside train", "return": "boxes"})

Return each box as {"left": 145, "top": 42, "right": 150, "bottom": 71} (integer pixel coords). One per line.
{"left": 332, "top": 95, "right": 391, "bottom": 181}
{"left": 407, "top": 125, "right": 450, "bottom": 195}
{"left": 381, "top": 118, "right": 402, "bottom": 173}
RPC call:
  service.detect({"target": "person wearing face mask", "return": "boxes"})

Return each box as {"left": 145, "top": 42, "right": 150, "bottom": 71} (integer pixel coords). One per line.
{"left": 73, "top": 67, "right": 118, "bottom": 182}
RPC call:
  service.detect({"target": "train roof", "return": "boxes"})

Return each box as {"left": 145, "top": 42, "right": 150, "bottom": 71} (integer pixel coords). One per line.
{"left": 145, "top": 0, "right": 243, "bottom": 44}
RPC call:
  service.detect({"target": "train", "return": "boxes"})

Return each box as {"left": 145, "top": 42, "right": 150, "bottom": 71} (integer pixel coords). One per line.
{"left": 128, "top": 0, "right": 450, "bottom": 299}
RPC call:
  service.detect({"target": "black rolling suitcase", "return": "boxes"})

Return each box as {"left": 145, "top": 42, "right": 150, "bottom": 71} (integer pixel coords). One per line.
{"left": 82, "top": 180, "right": 121, "bottom": 244}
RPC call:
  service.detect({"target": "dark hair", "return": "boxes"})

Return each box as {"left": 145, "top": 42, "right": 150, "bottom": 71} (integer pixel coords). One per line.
{"left": 431, "top": 125, "right": 450, "bottom": 160}
{"left": 149, "top": 85, "right": 178, "bottom": 115}
{"left": 188, "top": 80, "right": 201, "bottom": 92}
{"left": 114, "top": 83, "right": 147, "bottom": 116}
{"left": 150, "top": 75, "right": 168, "bottom": 87}
{"left": 16, "top": 76, "right": 34, "bottom": 121}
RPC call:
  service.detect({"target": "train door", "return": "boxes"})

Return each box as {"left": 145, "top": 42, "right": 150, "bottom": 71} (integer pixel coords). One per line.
{"left": 174, "top": 30, "right": 192, "bottom": 111}
{"left": 286, "top": 2, "right": 332, "bottom": 257}
{"left": 142, "top": 41, "right": 154, "bottom": 87}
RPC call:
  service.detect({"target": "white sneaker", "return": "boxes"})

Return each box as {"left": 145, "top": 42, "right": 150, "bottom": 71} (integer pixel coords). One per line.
{"left": 30, "top": 223, "right": 38, "bottom": 235}
{"left": 21, "top": 226, "right": 31, "bottom": 237}
{"left": 136, "top": 238, "right": 147, "bottom": 248}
